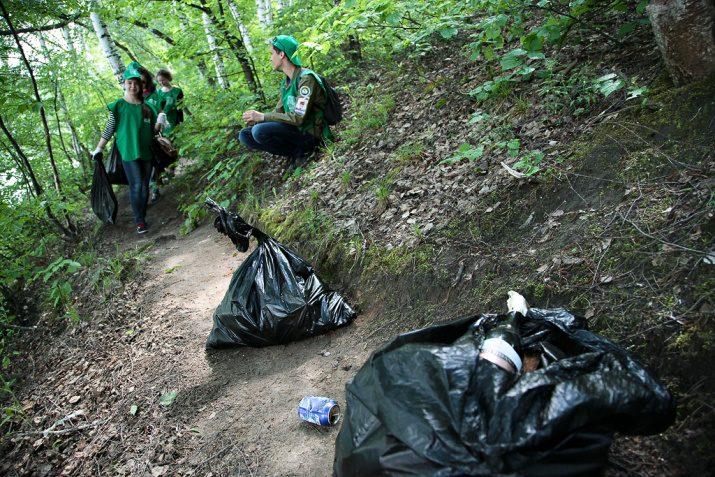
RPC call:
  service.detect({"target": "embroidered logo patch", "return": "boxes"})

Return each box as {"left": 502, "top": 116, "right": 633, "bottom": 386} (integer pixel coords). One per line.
{"left": 299, "top": 86, "right": 311, "bottom": 97}
{"left": 295, "top": 96, "right": 308, "bottom": 115}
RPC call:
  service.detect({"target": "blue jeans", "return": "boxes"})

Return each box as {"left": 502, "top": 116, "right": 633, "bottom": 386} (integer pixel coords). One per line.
{"left": 239, "top": 122, "right": 317, "bottom": 158}
{"left": 123, "top": 159, "right": 153, "bottom": 225}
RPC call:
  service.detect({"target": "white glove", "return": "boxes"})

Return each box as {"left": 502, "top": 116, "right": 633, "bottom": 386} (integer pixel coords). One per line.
{"left": 507, "top": 290, "right": 529, "bottom": 316}
{"left": 157, "top": 112, "right": 169, "bottom": 127}
{"left": 92, "top": 147, "right": 103, "bottom": 160}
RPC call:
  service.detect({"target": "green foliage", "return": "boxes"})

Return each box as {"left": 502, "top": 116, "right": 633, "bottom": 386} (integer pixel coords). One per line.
{"left": 375, "top": 169, "right": 399, "bottom": 203}
{"left": 393, "top": 141, "right": 423, "bottom": 165}
{"left": 341, "top": 85, "right": 395, "bottom": 145}
{"left": 513, "top": 150, "right": 544, "bottom": 176}
{"left": 442, "top": 112, "right": 520, "bottom": 165}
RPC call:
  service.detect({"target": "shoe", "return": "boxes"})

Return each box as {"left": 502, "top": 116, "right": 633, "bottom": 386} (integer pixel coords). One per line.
{"left": 287, "top": 150, "right": 316, "bottom": 173}
{"left": 150, "top": 191, "right": 161, "bottom": 204}
{"left": 137, "top": 222, "right": 148, "bottom": 234}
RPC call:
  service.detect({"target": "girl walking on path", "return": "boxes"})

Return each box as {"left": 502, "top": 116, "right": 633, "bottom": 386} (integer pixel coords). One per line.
{"left": 92, "top": 62, "right": 161, "bottom": 234}
{"left": 156, "top": 68, "right": 189, "bottom": 139}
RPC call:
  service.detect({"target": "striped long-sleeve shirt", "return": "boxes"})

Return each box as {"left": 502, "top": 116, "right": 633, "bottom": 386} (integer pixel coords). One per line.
{"left": 101, "top": 112, "right": 116, "bottom": 140}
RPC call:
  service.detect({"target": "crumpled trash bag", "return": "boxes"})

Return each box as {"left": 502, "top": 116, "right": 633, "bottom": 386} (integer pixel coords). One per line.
{"left": 205, "top": 198, "right": 357, "bottom": 349}
{"left": 90, "top": 153, "right": 118, "bottom": 224}
{"left": 105, "top": 141, "right": 128, "bottom": 185}
{"left": 334, "top": 308, "right": 676, "bottom": 477}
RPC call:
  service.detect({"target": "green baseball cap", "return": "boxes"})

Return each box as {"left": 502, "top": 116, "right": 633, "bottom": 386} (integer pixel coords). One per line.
{"left": 123, "top": 61, "right": 142, "bottom": 81}
{"left": 272, "top": 35, "right": 302, "bottom": 66}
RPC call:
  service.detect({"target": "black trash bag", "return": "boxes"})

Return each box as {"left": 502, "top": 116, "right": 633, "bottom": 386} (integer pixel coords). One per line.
{"left": 105, "top": 141, "right": 128, "bottom": 185}
{"left": 150, "top": 136, "right": 176, "bottom": 175}
{"left": 334, "top": 308, "right": 676, "bottom": 477}
{"left": 204, "top": 198, "right": 357, "bottom": 349}
{"left": 90, "top": 153, "right": 118, "bottom": 224}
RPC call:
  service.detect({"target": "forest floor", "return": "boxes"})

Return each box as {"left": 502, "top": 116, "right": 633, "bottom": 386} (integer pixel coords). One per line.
{"left": 2, "top": 25, "right": 715, "bottom": 477}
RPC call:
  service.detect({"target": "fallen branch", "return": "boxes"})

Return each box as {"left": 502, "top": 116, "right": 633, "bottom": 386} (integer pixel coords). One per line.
{"left": 13, "top": 416, "right": 108, "bottom": 438}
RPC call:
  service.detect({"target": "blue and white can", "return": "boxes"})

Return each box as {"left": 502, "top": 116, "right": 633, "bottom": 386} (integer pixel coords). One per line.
{"left": 298, "top": 396, "right": 341, "bottom": 426}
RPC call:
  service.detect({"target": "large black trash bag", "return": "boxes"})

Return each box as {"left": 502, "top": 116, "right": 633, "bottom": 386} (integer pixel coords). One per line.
{"left": 204, "top": 198, "right": 357, "bottom": 349}
{"left": 90, "top": 153, "right": 118, "bottom": 224}
{"left": 334, "top": 308, "right": 676, "bottom": 477}
{"left": 105, "top": 141, "right": 128, "bottom": 185}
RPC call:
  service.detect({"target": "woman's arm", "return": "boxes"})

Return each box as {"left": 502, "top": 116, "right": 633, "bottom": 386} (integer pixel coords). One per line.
{"left": 93, "top": 112, "right": 115, "bottom": 155}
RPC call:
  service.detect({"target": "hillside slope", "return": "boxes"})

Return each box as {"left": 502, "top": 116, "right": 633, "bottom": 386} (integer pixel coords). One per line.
{"left": 1, "top": 25, "right": 713, "bottom": 477}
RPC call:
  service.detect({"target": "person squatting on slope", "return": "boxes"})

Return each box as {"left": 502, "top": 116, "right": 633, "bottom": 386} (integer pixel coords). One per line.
{"left": 239, "top": 35, "right": 333, "bottom": 171}
{"left": 92, "top": 62, "right": 161, "bottom": 234}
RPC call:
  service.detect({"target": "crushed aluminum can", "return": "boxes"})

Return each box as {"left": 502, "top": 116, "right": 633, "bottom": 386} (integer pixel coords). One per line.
{"left": 298, "top": 396, "right": 341, "bottom": 426}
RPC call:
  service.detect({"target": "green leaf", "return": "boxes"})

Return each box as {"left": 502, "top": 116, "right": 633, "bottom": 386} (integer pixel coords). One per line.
{"left": 130, "top": 405, "right": 138, "bottom": 415}
{"left": 483, "top": 45, "right": 495, "bottom": 61}
{"left": 595, "top": 73, "right": 618, "bottom": 83}
{"left": 158, "top": 391, "right": 178, "bottom": 406}
{"left": 501, "top": 49, "right": 527, "bottom": 70}
{"left": 464, "top": 147, "right": 484, "bottom": 160}
{"left": 521, "top": 33, "right": 544, "bottom": 52}
{"left": 617, "top": 22, "right": 637, "bottom": 40}
{"left": 599, "top": 80, "right": 625, "bottom": 97}
{"left": 165, "top": 265, "right": 183, "bottom": 273}
{"left": 440, "top": 27, "right": 458, "bottom": 39}
{"left": 189, "top": 428, "right": 203, "bottom": 434}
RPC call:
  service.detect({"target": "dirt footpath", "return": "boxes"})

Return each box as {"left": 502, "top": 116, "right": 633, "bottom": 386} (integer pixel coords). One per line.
{"left": 95, "top": 176, "right": 371, "bottom": 476}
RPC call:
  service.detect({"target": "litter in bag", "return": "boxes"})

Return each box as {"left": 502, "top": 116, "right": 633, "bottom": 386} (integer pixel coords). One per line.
{"left": 105, "top": 141, "right": 128, "bottom": 185}
{"left": 90, "top": 153, "right": 118, "bottom": 224}
{"left": 204, "top": 198, "right": 357, "bottom": 349}
{"left": 334, "top": 308, "right": 676, "bottom": 477}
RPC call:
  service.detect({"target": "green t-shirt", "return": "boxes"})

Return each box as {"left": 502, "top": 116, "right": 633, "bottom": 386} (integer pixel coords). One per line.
{"left": 107, "top": 98, "right": 156, "bottom": 162}
{"left": 144, "top": 88, "right": 162, "bottom": 116}
{"left": 158, "top": 86, "right": 183, "bottom": 135}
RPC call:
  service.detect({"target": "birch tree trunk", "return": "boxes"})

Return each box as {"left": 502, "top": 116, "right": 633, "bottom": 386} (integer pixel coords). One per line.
{"left": 265, "top": 0, "right": 274, "bottom": 26}
{"left": 63, "top": 27, "right": 76, "bottom": 62}
{"left": 256, "top": 0, "right": 271, "bottom": 29}
{"left": 88, "top": 0, "right": 125, "bottom": 83}
{"left": 227, "top": 0, "right": 253, "bottom": 51}
{"left": 202, "top": 12, "right": 231, "bottom": 89}
{"left": 173, "top": 5, "right": 216, "bottom": 87}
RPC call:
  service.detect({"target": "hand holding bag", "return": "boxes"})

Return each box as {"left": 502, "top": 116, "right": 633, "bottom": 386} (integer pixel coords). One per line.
{"left": 150, "top": 133, "right": 179, "bottom": 172}
{"left": 105, "top": 141, "right": 128, "bottom": 185}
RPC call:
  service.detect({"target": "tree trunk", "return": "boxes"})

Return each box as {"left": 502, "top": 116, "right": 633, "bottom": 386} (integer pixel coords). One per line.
{"left": 88, "top": 0, "right": 125, "bottom": 83}
{"left": 256, "top": 0, "right": 270, "bottom": 29}
{"left": 207, "top": 2, "right": 263, "bottom": 100}
{"left": 173, "top": 6, "right": 217, "bottom": 87}
{"left": 39, "top": 33, "right": 84, "bottom": 169}
{"left": 0, "top": 3, "right": 77, "bottom": 236}
{"left": 63, "top": 27, "right": 77, "bottom": 61}
{"left": 227, "top": 0, "right": 253, "bottom": 51}
{"left": 0, "top": 113, "right": 74, "bottom": 237}
{"left": 203, "top": 12, "right": 231, "bottom": 89}
{"left": 647, "top": 0, "right": 715, "bottom": 86}
{"left": 333, "top": 0, "right": 363, "bottom": 62}
{"left": 265, "top": 0, "right": 274, "bottom": 25}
